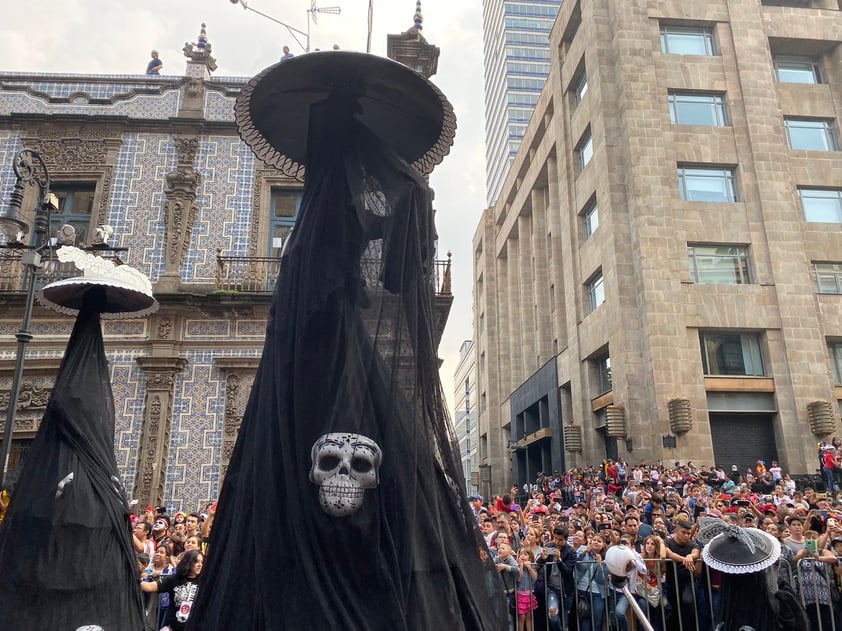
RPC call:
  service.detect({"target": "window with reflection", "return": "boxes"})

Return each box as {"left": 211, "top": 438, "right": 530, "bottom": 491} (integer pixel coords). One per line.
{"left": 268, "top": 189, "right": 302, "bottom": 257}
{"left": 700, "top": 331, "right": 765, "bottom": 376}
{"left": 669, "top": 93, "right": 727, "bottom": 126}
{"left": 678, "top": 166, "right": 738, "bottom": 202}
{"left": 785, "top": 118, "right": 837, "bottom": 151}
{"left": 52, "top": 184, "right": 95, "bottom": 245}
{"left": 774, "top": 55, "right": 821, "bottom": 84}
{"left": 688, "top": 244, "right": 751, "bottom": 284}
{"left": 799, "top": 188, "right": 842, "bottom": 223}
{"left": 815, "top": 262, "right": 842, "bottom": 294}
{"left": 660, "top": 25, "right": 716, "bottom": 56}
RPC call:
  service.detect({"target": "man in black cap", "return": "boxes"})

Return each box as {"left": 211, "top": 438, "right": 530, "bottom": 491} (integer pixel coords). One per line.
{"left": 469, "top": 495, "right": 488, "bottom": 520}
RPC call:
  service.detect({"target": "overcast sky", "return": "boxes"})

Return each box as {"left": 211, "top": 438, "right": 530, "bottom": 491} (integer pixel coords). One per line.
{"left": 0, "top": 0, "right": 487, "bottom": 414}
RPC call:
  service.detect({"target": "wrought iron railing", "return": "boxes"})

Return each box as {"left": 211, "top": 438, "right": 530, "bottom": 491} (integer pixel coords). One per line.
{"left": 0, "top": 247, "right": 124, "bottom": 293}
{"left": 215, "top": 250, "right": 453, "bottom": 296}
{"left": 215, "top": 250, "right": 282, "bottom": 293}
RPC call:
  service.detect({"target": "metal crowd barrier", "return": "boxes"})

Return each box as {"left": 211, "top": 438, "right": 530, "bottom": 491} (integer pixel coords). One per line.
{"left": 497, "top": 554, "right": 842, "bottom": 631}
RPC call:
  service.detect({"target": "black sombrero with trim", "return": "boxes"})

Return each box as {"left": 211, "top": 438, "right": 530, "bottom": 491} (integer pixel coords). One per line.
{"left": 698, "top": 518, "right": 781, "bottom": 574}
{"left": 234, "top": 50, "right": 456, "bottom": 180}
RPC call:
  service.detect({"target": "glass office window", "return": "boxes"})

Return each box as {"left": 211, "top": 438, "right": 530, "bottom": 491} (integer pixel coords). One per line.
{"left": 688, "top": 244, "right": 751, "bottom": 284}
{"left": 701, "top": 332, "right": 765, "bottom": 376}
{"left": 785, "top": 118, "right": 837, "bottom": 151}
{"left": 669, "top": 93, "right": 727, "bottom": 126}
{"left": 660, "top": 25, "right": 716, "bottom": 56}
{"left": 678, "top": 167, "right": 737, "bottom": 202}
{"left": 799, "top": 189, "right": 842, "bottom": 223}
{"left": 774, "top": 55, "right": 821, "bottom": 84}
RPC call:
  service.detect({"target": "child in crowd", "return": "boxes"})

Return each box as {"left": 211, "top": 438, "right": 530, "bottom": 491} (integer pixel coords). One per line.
{"left": 515, "top": 547, "right": 538, "bottom": 631}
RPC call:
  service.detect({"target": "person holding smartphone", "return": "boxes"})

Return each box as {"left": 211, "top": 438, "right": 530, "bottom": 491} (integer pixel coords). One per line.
{"left": 781, "top": 516, "right": 836, "bottom": 630}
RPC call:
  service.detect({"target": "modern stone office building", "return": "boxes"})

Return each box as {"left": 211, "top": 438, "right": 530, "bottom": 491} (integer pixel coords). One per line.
{"left": 453, "top": 339, "right": 479, "bottom": 493}
{"left": 474, "top": 0, "right": 842, "bottom": 496}
{"left": 483, "top": 0, "right": 562, "bottom": 207}
{"left": 0, "top": 22, "right": 452, "bottom": 513}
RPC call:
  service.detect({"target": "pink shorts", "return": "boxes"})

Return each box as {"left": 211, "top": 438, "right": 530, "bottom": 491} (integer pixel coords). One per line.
{"left": 517, "top": 590, "right": 537, "bottom": 615}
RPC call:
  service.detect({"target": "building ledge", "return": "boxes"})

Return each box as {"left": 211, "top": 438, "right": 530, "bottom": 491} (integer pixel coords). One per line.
{"left": 704, "top": 376, "right": 775, "bottom": 392}
{"left": 591, "top": 390, "right": 613, "bottom": 411}
{"left": 518, "top": 427, "right": 553, "bottom": 448}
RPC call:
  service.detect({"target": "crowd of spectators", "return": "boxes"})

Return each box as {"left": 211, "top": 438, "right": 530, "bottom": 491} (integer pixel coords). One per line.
{"left": 131, "top": 502, "right": 215, "bottom": 631}
{"left": 9, "top": 444, "right": 842, "bottom": 629}
{"left": 477, "top": 447, "right": 842, "bottom": 631}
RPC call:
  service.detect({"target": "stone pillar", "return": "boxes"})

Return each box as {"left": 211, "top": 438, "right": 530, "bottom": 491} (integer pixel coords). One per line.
{"left": 545, "top": 156, "right": 566, "bottom": 353}
{"left": 157, "top": 135, "right": 200, "bottom": 293}
{"left": 507, "top": 237, "right": 523, "bottom": 388}
{"left": 180, "top": 23, "right": 217, "bottom": 119}
{"left": 517, "top": 213, "right": 536, "bottom": 374}
{"left": 531, "top": 188, "right": 552, "bottom": 365}
{"left": 214, "top": 358, "right": 260, "bottom": 483}
{"left": 132, "top": 356, "right": 187, "bottom": 506}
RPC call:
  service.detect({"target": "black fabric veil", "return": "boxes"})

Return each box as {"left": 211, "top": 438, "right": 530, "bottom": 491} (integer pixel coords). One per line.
{"left": 0, "top": 290, "right": 144, "bottom": 630}
{"left": 189, "top": 69, "right": 505, "bottom": 629}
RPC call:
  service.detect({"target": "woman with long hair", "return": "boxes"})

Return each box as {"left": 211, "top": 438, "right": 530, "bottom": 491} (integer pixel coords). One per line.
{"left": 140, "top": 549, "right": 203, "bottom": 631}
{"left": 151, "top": 543, "right": 176, "bottom": 627}
{"left": 639, "top": 535, "right": 668, "bottom": 631}
{"left": 575, "top": 534, "right": 608, "bottom": 631}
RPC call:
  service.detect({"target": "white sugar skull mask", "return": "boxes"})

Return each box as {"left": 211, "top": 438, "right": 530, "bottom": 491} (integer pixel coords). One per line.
{"left": 309, "top": 432, "right": 382, "bottom": 517}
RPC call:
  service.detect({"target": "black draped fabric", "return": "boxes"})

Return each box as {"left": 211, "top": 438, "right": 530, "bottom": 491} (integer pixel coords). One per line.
{"left": 0, "top": 292, "right": 144, "bottom": 630}
{"left": 188, "top": 96, "right": 505, "bottom": 630}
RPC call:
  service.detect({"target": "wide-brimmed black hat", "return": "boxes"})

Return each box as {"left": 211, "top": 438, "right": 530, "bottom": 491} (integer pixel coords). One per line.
{"left": 699, "top": 518, "right": 780, "bottom": 574}
{"left": 234, "top": 51, "right": 456, "bottom": 180}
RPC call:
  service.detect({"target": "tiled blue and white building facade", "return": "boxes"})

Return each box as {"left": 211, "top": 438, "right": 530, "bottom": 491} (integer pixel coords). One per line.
{"left": 0, "top": 53, "right": 289, "bottom": 513}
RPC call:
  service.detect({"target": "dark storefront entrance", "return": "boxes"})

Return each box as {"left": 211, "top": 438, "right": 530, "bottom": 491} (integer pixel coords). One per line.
{"left": 709, "top": 413, "right": 778, "bottom": 477}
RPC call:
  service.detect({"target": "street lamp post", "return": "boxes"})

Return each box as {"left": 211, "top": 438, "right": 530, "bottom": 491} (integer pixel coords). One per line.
{"left": 0, "top": 149, "right": 57, "bottom": 493}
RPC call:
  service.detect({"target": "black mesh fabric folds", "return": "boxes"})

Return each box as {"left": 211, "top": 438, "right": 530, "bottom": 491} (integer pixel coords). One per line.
{"left": 188, "top": 96, "right": 505, "bottom": 630}
{"left": 0, "top": 292, "right": 144, "bottom": 630}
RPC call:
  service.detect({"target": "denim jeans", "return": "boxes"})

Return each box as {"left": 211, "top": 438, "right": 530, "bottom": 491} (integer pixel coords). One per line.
{"left": 823, "top": 466, "right": 837, "bottom": 492}
{"left": 607, "top": 589, "right": 631, "bottom": 631}
{"left": 546, "top": 587, "right": 573, "bottom": 631}
{"left": 577, "top": 590, "right": 605, "bottom": 631}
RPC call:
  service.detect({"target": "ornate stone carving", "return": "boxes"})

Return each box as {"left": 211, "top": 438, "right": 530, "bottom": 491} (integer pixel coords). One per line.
{"left": 23, "top": 129, "right": 120, "bottom": 237}
{"left": 156, "top": 317, "right": 173, "bottom": 340}
{"left": 162, "top": 136, "right": 201, "bottom": 277}
{"left": 95, "top": 165, "right": 114, "bottom": 229}
{"left": 224, "top": 375, "right": 240, "bottom": 424}
{"left": 30, "top": 137, "right": 109, "bottom": 170}
{"left": 0, "top": 415, "right": 40, "bottom": 435}
{"left": 185, "top": 78, "right": 204, "bottom": 101}
{"left": 145, "top": 371, "right": 175, "bottom": 390}
{"left": 0, "top": 382, "right": 53, "bottom": 413}
{"left": 133, "top": 356, "right": 187, "bottom": 506}
{"left": 215, "top": 358, "right": 259, "bottom": 482}
{"left": 174, "top": 136, "right": 199, "bottom": 165}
